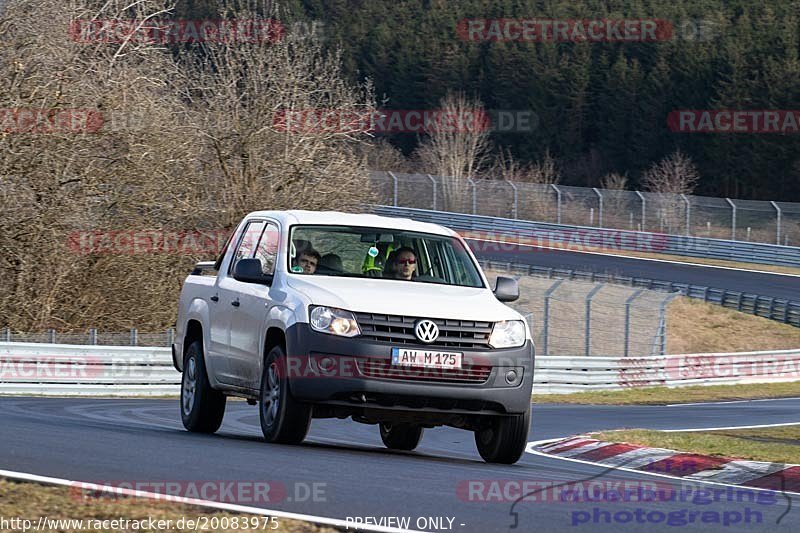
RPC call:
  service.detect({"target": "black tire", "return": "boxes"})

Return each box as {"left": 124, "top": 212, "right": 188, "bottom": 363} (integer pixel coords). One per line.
{"left": 474, "top": 407, "right": 531, "bottom": 464}
{"left": 260, "top": 345, "right": 312, "bottom": 444}
{"left": 379, "top": 422, "right": 424, "bottom": 451}
{"left": 181, "top": 340, "right": 226, "bottom": 433}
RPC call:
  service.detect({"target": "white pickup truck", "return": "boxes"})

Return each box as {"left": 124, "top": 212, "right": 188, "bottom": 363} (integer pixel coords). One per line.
{"left": 173, "top": 210, "right": 534, "bottom": 464}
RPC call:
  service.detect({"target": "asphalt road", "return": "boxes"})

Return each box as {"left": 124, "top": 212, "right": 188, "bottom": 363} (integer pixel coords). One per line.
{"left": 2, "top": 397, "right": 799, "bottom": 532}
{"left": 467, "top": 240, "right": 800, "bottom": 302}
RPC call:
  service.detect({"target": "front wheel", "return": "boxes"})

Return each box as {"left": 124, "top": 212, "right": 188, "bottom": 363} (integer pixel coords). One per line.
{"left": 260, "top": 345, "right": 312, "bottom": 444}
{"left": 379, "top": 422, "right": 423, "bottom": 451}
{"left": 474, "top": 407, "right": 530, "bottom": 464}
{"left": 181, "top": 340, "right": 226, "bottom": 433}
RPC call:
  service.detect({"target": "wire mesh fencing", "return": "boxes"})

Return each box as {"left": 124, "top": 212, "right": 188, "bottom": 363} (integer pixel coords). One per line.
{"left": 371, "top": 171, "right": 800, "bottom": 246}
{"left": 484, "top": 267, "right": 678, "bottom": 357}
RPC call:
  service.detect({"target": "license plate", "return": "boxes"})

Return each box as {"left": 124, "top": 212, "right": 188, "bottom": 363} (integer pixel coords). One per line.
{"left": 391, "top": 348, "right": 462, "bottom": 370}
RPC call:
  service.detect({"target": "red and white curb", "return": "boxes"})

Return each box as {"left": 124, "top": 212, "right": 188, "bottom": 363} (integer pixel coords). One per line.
{"left": 532, "top": 436, "right": 800, "bottom": 494}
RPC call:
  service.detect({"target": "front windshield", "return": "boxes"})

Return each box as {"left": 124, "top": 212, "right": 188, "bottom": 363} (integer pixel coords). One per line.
{"left": 287, "top": 225, "right": 485, "bottom": 288}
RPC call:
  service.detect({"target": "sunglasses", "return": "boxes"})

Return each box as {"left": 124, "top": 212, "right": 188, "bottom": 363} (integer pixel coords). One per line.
{"left": 397, "top": 258, "right": 416, "bottom": 265}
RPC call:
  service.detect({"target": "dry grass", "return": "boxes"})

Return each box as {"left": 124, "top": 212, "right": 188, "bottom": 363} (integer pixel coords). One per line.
{"left": 667, "top": 297, "right": 800, "bottom": 354}
{"left": 532, "top": 381, "right": 800, "bottom": 405}
{"left": 0, "top": 478, "right": 333, "bottom": 533}
{"left": 592, "top": 425, "right": 800, "bottom": 464}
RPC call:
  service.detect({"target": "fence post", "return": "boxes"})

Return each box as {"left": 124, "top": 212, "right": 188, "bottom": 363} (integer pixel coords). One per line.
{"left": 584, "top": 284, "right": 605, "bottom": 357}
{"left": 426, "top": 174, "right": 437, "bottom": 211}
{"left": 551, "top": 184, "right": 562, "bottom": 224}
{"left": 542, "top": 280, "right": 563, "bottom": 356}
{"left": 467, "top": 177, "right": 477, "bottom": 214}
{"left": 681, "top": 194, "right": 691, "bottom": 236}
{"left": 89, "top": 328, "right": 97, "bottom": 345}
{"left": 771, "top": 201, "right": 781, "bottom": 245}
{"left": 388, "top": 171, "right": 399, "bottom": 207}
{"left": 635, "top": 191, "right": 646, "bottom": 231}
{"left": 507, "top": 180, "right": 518, "bottom": 219}
{"left": 726, "top": 198, "right": 736, "bottom": 240}
{"left": 623, "top": 289, "right": 646, "bottom": 357}
{"left": 130, "top": 328, "right": 138, "bottom": 346}
{"left": 657, "top": 293, "right": 680, "bottom": 355}
{"left": 593, "top": 188, "right": 603, "bottom": 228}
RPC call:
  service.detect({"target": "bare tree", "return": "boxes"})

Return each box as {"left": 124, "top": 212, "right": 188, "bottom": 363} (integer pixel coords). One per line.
{"left": 600, "top": 172, "right": 628, "bottom": 190}
{"left": 641, "top": 150, "right": 699, "bottom": 195}
{"left": 0, "top": 0, "right": 378, "bottom": 333}
{"left": 413, "top": 92, "right": 490, "bottom": 211}
{"left": 641, "top": 150, "right": 700, "bottom": 233}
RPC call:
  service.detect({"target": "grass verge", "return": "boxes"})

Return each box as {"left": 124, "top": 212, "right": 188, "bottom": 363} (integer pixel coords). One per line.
{"left": 0, "top": 478, "right": 333, "bottom": 533}
{"left": 591, "top": 425, "right": 800, "bottom": 464}
{"left": 533, "top": 381, "right": 800, "bottom": 405}
{"left": 667, "top": 297, "right": 800, "bottom": 354}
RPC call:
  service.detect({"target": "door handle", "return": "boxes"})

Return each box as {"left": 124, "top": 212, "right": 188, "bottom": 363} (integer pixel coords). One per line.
{"left": 210, "top": 295, "right": 219, "bottom": 302}
{"left": 231, "top": 299, "right": 240, "bottom": 307}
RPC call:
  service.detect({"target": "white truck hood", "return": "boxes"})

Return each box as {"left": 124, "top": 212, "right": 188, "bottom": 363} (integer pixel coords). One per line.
{"left": 286, "top": 275, "right": 523, "bottom": 322}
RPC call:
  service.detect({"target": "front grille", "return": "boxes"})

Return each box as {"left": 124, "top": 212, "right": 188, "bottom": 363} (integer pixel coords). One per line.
{"left": 355, "top": 312, "right": 493, "bottom": 349}
{"left": 357, "top": 358, "right": 492, "bottom": 384}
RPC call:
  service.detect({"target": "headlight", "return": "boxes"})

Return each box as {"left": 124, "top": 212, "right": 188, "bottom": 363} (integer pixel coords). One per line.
{"left": 310, "top": 306, "right": 360, "bottom": 337}
{"left": 488, "top": 320, "right": 526, "bottom": 348}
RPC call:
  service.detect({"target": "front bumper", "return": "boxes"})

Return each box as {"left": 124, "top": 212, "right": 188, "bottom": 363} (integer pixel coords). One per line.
{"left": 285, "top": 323, "right": 534, "bottom": 415}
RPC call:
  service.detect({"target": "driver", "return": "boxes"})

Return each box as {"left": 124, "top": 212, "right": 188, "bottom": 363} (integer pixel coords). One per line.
{"left": 386, "top": 247, "right": 416, "bottom": 280}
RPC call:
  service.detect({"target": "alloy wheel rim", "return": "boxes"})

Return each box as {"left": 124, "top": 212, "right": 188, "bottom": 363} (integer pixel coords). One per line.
{"left": 263, "top": 362, "right": 281, "bottom": 429}
{"left": 182, "top": 356, "right": 197, "bottom": 417}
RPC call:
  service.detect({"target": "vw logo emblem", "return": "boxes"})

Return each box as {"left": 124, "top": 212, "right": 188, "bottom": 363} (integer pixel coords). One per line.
{"left": 414, "top": 319, "right": 439, "bottom": 343}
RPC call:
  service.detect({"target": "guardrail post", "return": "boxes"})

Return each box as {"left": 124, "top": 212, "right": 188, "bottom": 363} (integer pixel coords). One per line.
{"left": 130, "top": 328, "right": 138, "bottom": 346}
{"left": 542, "top": 280, "right": 564, "bottom": 356}
{"left": 426, "top": 174, "right": 437, "bottom": 211}
{"left": 48, "top": 329, "right": 56, "bottom": 343}
{"left": 681, "top": 194, "right": 691, "bottom": 236}
{"left": 388, "top": 171, "right": 399, "bottom": 207}
{"left": 726, "top": 198, "right": 736, "bottom": 240}
{"left": 623, "top": 289, "right": 646, "bottom": 357}
{"left": 584, "top": 284, "right": 605, "bottom": 357}
{"left": 168, "top": 328, "right": 175, "bottom": 346}
{"left": 593, "top": 188, "right": 603, "bottom": 228}
{"left": 771, "top": 201, "right": 781, "bottom": 245}
{"left": 507, "top": 180, "right": 518, "bottom": 219}
{"left": 467, "top": 177, "right": 477, "bottom": 214}
{"left": 551, "top": 184, "right": 562, "bottom": 224}
{"left": 89, "top": 328, "right": 97, "bottom": 345}
{"left": 635, "top": 191, "right": 646, "bottom": 231}
{"left": 4, "top": 327, "right": 9, "bottom": 342}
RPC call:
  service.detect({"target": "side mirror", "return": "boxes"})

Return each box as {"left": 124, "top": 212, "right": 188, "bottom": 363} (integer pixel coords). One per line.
{"left": 232, "top": 258, "right": 273, "bottom": 285}
{"left": 494, "top": 276, "right": 519, "bottom": 302}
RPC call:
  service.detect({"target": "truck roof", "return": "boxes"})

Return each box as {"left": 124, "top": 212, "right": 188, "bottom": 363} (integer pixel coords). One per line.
{"left": 246, "top": 210, "right": 457, "bottom": 237}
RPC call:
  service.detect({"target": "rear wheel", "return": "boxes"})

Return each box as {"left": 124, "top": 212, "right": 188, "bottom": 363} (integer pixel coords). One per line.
{"left": 260, "top": 345, "right": 312, "bottom": 444}
{"left": 379, "top": 422, "right": 423, "bottom": 451}
{"left": 181, "top": 340, "right": 226, "bottom": 433}
{"left": 474, "top": 407, "right": 530, "bottom": 464}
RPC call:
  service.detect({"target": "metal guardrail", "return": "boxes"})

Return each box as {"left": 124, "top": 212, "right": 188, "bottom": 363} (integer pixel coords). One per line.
{"left": 533, "top": 350, "right": 800, "bottom": 394}
{"left": 483, "top": 259, "right": 800, "bottom": 328}
{"left": 372, "top": 205, "right": 800, "bottom": 268}
{"left": 0, "top": 342, "right": 178, "bottom": 396}
{"left": 1, "top": 342, "right": 798, "bottom": 396}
